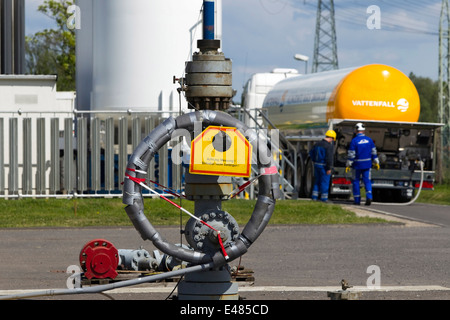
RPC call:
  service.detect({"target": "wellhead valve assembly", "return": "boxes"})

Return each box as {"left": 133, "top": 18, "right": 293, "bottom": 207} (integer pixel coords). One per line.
{"left": 122, "top": 0, "right": 280, "bottom": 299}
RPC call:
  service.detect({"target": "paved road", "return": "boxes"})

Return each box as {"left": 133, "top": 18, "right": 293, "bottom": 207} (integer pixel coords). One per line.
{"left": 369, "top": 202, "right": 450, "bottom": 227}
{"left": 1, "top": 213, "right": 450, "bottom": 301}
{"left": 1, "top": 198, "right": 449, "bottom": 301}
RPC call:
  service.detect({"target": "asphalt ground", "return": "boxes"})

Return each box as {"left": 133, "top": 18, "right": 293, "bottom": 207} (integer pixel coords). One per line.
{"left": 369, "top": 202, "right": 450, "bottom": 227}
{"left": 1, "top": 205, "right": 450, "bottom": 302}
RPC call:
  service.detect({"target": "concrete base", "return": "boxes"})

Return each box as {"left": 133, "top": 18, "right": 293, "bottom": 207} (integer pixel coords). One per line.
{"left": 327, "top": 290, "right": 361, "bottom": 300}
{"left": 178, "top": 268, "right": 239, "bottom": 300}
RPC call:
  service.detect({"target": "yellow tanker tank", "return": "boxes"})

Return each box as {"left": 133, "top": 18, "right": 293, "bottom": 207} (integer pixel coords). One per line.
{"left": 327, "top": 64, "right": 420, "bottom": 121}
{"left": 263, "top": 64, "right": 420, "bottom": 128}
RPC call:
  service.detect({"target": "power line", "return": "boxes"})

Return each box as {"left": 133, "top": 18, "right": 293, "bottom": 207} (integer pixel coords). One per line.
{"left": 297, "top": 0, "right": 442, "bottom": 36}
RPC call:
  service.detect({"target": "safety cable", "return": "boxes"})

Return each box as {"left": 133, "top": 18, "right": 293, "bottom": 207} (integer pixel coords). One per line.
{"left": 148, "top": 178, "right": 186, "bottom": 199}
{"left": 228, "top": 165, "right": 278, "bottom": 199}
{"left": 126, "top": 168, "right": 185, "bottom": 198}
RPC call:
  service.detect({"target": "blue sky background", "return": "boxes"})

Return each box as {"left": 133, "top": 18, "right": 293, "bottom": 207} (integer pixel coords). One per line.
{"left": 222, "top": 0, "right": 442, "bottom": 99}
{"left": 25, "top": 0, "right": 53, "bottom": 34}
{"left": 26, "top": 0, "right": 444, "bottom": 100}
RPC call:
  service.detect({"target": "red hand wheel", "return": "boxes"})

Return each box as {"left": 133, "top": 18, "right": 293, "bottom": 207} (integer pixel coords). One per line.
{"left": 79, "top": 239, "right": 119, "bottom": 279}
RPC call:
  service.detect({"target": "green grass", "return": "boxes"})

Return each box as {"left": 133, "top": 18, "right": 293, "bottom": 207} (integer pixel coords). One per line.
{"left": 1, "top": 183, "right": 448, "bottom": 229}
{"left": 0, "top": 197, "right": 128, "bottom": 228}
{"left": 0, "top": 197, "right": 387, "bottom": 228}
{"left": 417, "top": 184, "right": 450, "bottom": 205}
{"left": 224, "top": 199, "right": 386, "bottom": 225}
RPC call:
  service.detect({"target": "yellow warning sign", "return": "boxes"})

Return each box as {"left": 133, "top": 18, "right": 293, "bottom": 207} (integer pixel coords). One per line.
{"left": 189, "top": 126, "right": 252, "bottom": 177}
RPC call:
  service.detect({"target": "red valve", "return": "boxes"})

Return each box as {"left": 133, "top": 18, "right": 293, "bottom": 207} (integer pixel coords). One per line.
{"left": 79, "top": 239, "right": 119, "bottom": 279}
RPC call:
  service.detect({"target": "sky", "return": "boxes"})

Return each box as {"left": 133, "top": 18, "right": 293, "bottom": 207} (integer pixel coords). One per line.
{"left": 25, "top": 0, "right": 53, "bottom": 34}
{"left": 25, "top": 0, "right": 444, "bottom": 100}
{"left": 222, "top": 0, "right": 443, "bottom": 99}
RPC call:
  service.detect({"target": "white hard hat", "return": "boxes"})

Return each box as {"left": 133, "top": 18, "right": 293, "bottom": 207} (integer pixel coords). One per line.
{"left": 355, "top": 123, "right": 365, "bottom": 131}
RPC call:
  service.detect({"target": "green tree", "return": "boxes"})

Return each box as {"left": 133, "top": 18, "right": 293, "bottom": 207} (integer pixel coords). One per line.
{"left": 25, "top": 0, "right": 76, "bottom": 91}
{"left": 409, "top": 72, "right": 439, "bottom": 123}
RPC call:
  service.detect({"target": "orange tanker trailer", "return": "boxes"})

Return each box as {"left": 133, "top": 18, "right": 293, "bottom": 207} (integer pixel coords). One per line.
{"left": 250, "top": 64, "right": 442, "bottom": 202}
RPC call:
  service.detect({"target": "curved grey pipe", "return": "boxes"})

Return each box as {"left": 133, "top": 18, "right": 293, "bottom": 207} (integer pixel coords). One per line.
{"left": 123, "top": 110, "right": 280, "bottom": 268}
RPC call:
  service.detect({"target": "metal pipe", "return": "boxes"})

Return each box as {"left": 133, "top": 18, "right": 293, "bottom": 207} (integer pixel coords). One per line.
{"left": 0, "top": 262, "right": 215, "bottom": 300}
{"left": 203, "top": 0, "right": 215, "bottom": 40}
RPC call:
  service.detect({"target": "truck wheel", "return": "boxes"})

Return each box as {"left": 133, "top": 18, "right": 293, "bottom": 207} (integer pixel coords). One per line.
{"left": 296, "top": 154, "right": 305, "bottom": 197}
{"left": 284, "top": 153, "right": 304, "bottom": 199}
{"left": 304, "top": 158, "right": 314, "bottom": 198}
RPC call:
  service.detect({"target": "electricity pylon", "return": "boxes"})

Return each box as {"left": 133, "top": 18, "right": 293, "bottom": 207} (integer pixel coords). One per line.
{"left": 312, "top": 0, "right": 339, "bottom": 73}
{"left": 439, "top": 0, "right": 450, "bottom": 181}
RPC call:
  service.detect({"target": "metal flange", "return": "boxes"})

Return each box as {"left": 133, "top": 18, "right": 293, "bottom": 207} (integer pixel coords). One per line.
{"left": 184, "top": 209, "right": 239, "bottom": 255}
{"left": 184, "top": 39, "right": 233, "bottom": 110}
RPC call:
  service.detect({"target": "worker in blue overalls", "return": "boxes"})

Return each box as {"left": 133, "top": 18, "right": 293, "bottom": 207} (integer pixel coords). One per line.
{"left": 309, "top": 130, "right": 336, "bottom": 202}
{"left": 346, "top": 123, "right": 380, "bottom": 206}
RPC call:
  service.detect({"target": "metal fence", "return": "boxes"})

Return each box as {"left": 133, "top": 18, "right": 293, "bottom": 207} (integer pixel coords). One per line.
{"left": 0, "top": 109, "right": 288, "bottom": 200}
{"left": 0, "top": 111, "right": 179, "bottom": 198}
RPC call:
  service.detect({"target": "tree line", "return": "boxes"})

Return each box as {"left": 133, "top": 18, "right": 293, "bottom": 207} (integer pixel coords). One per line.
{"left": 25, "top": 0, "right": 75, "bottom": 92}
{"left": 409, "top": 72, "right": 440, "bottom": 123}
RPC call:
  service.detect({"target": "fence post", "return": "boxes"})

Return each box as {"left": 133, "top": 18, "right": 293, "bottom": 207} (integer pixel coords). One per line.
{"left": 36, "top": 118, "right": 46, "bottom": 195}
{"left": 64, "top": 118, "right": 74, "bottom": 193}
{"left": 118, "top": 117, "right": 128, "bottom": 190}
{"left": 132, "top": 116, "right": 141, "bottom": 151}
{"left": 9, "top": 118, "right": 18, "bottom": 196}
{"left": 0, "top": 118, "right": 4, "bottom": 195}
{"left": 90, "top": 117, "right": 101, "bottom": 192}
{"left": 104, "top": 117, "right": 114, "bottom": 191}
{"left": 50, "top": 118, "right": 60, "bottom": 194}
{"left": 22, "top": 118, "right": 32, "bottom": 195}
{"left": 76, "top": 117, "right": 88, "bottom": 192}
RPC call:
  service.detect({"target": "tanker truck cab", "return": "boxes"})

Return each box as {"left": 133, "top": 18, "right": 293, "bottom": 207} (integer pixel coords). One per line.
{"left": 330, "top": 119, "right": 442, "bottom": 202}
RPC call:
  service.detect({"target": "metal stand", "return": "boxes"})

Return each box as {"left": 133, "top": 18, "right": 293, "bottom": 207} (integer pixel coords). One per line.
{"left": 178, "top": 266, "right": 239, "bottom": 300}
